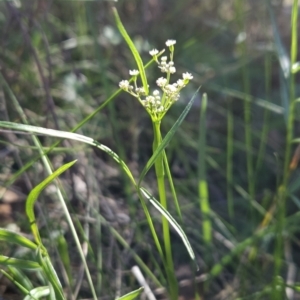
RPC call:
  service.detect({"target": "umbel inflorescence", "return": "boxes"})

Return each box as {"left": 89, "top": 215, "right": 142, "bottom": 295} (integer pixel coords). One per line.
{"left": 119, "top": 40, "right": 193, "bottom": 121}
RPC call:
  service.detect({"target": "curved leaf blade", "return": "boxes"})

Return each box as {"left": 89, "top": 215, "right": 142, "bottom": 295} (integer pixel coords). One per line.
{"left": 140, "top": 187, "right": 196, "bottom": 263}
{"left": 0, "top": 229, "right": 37, "bottom": 250}
{"left": 7, "top": 266, "right": 34, "bottom": 292}
{"left": 112, "top": 7, "right": 148, "bottom": 94}
{"left": 0, "top": 256, "right": 40, "bottom": 269}
{"left": 117, "top": 287, "right": 144, "bottom": 300}
{"left": 26, "top": 160, "right": 77, "bottom": 245}
{"left": 0, "top": 121, "right": 136, "bottom": 186}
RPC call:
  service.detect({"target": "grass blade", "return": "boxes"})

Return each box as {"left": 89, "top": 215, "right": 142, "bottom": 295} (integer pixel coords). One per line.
{"left": 0, "top": 256, "right": 40, "bottom": 269}
{"left": 56, "top": 234, "right": 73, "bottom": 285}
{"left": 7, "top": 267, "right": 34, "bottom": 292}
{"left": 117, "top": 287, "right": 144, "bottom": 300}
{"left": 0, "top": 229, "right": 37, "bottom": 250}
{"left": 140, "top": 187, "right": 196, "bottom": 263}
{"left": 0, "top": 121, "right": 136, "bottom": 185}
{"left": 268, "top": 0, "right": 290, "bottom": 122}
{"left": 0, "top": 269, "right": 35, "bottom": 299}
{"left": 26, "top": 160, "right": 77, "bottom": 245}
{"left": 112, "top": 7, "right": 149, "bottom": 95}
{"left": 226, "top": 98, "right": 234, "bottom": 218}
{"left": 198, "top": 93, "right": 212, "bottom": 244}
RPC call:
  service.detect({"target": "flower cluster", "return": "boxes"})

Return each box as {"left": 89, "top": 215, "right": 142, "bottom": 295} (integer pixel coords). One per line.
{"left": 119, "top": 40, "right": 193, "bottom": 121}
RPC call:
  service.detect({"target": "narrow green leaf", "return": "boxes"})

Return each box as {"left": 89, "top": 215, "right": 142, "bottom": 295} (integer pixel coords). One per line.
{"left": 0, "top": 121, "right": 136, "bottom": 186}
{"left": 117, "top": 287, "right": 144, "bottom": 300}
{"left": 0, "top": 256, "right": 40, "bottom": 269}
{"left": 268, "top": 2, "right": 290, "bottom": 79}
{"left": 210, "top": 228, "right": 267, "bottom": 278}
{"left": 268, "top": 1, "right": 289, "bottom": 122}
{"left": 207, "top": 83, "right": 284, "bottom": 114}
{"left": 0, "top": 269, "right": 34, "bottom": 299}
{"left": 112, "top": 7, "right": 148, "bottom": 94}
{"left": 37, "top": 249, "right": 65, "bottom": 300}
{"left": 26, "top": 160, "right": 77, "bottom": 245}
{"left": 7, "top": 266, "right": 34, "bottom": 292}
{"left": 198, "top": 93, "right": 212, "bottom": 244}
{"left": 226, "top": 97, "right": 234, "bottom": 218}
{"left": 140, "top": 187, "right": 196, "bottom": 263}
{"left": 0, "top": 228, "right": 37, "bottom": 250}
{"left": 56, "top": 234, "right": 72, "bottom": 285}
{"left": 138, "top": 88, "right": 200, "bottom": 186}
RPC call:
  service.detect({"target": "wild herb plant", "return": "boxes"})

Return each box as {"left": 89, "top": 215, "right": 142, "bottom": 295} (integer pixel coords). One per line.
{"left": 118, "top": 38, "right": 194, "bottom": 299}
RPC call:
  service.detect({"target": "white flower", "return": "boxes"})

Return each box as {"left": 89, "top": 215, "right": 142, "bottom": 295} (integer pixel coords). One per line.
{"left": 169, "top": 66, "right": 176, "bottom": 74}
{"left": 177, "top": 79, "right": 185, "bottom": 87}
{"left": 156, "top": 77, "right": 167, "bottom": 87}
{"left": 166, "top": 84, "right": 177, "bottom": 92}
{"left": 182, "top": 72, "right": 193, "bottom": 80}
{"left": 153, "top": 90, "right": 160, "bottom": 96}
{"left": 136, "top": 87, "right": 146, "bottom": 95}
{"left": 129, "top": 70, "right": 139, "bottom": 76}
{"left": 149, "top": 49, "right": 159, "bottom": 56}
{"left": 119, "top": 80, "right": 130, "bottom": 89}
{"left": 166, "top": 40, "right": 176, "bottom": 47}
{"left": 159, "top": 66, "right": 167, "bottom": 73}
{"left": 159, "top": 66, "right": 168, "bottom": 73}
{"left": 161, "top": 56, "right": 168, "bottom": 61}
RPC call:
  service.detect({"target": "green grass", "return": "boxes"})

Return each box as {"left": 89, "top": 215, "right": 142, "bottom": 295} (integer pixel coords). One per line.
{"left": 0, "top": 0, "right": 300, "bottom": 299}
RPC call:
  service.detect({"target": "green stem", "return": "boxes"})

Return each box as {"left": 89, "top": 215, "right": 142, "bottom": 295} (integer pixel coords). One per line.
{"left": 255, "top": 52, "right": 271, "bottom": 173}
{"left": 152, "top": 120, "right": 178, "bottom": 300}
{"left": 273, "top": 1, "right": 298, "bottom": 297}
{"left": 226, "top": 98, "right": 234, "bottom": 219}
{"left": 198, "top": 94, "right": 212, "bottom": 244}
{"left": 163, "top": 153, "right": 183, "bottom": 223}
{"left": 235, "top": 0, "right": 255, "bottom": 208}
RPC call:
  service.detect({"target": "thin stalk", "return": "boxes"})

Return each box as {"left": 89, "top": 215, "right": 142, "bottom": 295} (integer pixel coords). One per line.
{"left": 235, "top": 0, "right": 255, "bottom": 207}
{"left": 273, "top": 0, "right": 298, "bottom": 296}
{"left": 255, "top": 59, "right": 271, "bottom": 172}
{"left": 198, "top": 94, "right": 212, "bottom": 244}
{"left": 226, "top": 98, "right": 234, "bottom": 218}
{"left": 255, "top": 8, "right": 272, "bottom": 173}
{"left": 163, "top": 153, "right": 183, "bottom": 223}
{"left": 282, "top": 0, "right": 298, "bottom": 186}
{"left": 152, "top": 120, "right": 178, "bottom": 300}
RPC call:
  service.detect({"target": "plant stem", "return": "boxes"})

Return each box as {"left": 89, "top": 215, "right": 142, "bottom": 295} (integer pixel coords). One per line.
{"left": 235, "top": 0, "right": 255, "bottom": 211}
{"left": 152, "top": 120, "right": 178, "bottom": 300}
{"left": 273, "top": 1, "right": 298, "bottom": 297}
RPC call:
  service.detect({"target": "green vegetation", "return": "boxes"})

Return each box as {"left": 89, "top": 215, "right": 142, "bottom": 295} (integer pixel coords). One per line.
{"left": 0, "top": 1, "right": 299, "bottom": 299}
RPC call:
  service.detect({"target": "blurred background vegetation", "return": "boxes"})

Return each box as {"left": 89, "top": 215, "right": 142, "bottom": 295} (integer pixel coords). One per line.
{"left": 0, "top": 0, "right": 300, "bottom": 299}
